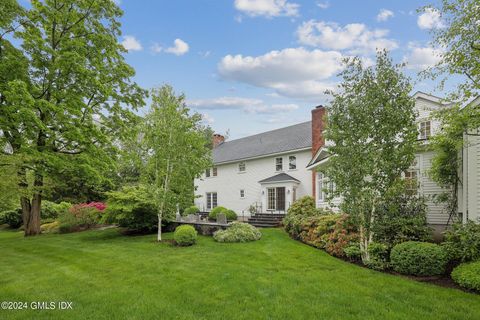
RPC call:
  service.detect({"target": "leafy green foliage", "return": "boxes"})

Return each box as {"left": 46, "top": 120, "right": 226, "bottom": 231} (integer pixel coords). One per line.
{"left": 366, "top": 242, "right": 389, "bottom": 271}
{"left": 183, "top": 206, "right": 199, "bottom": 216}
{"left": 297, "top": 214, "right": 342, "bottom": 248}
{"left": 58, "top": 206, "right": 101, "bottom": 234}
{"left": 325, "top": 215, "right": 359, "bottom": 258}
{"left": 40, "top": 221, "right": 60, "bottom": 234}
{"left": 0, "top": 0, "right": 146, "bottom": 235}
{"left": 0, "top": 209, "right": 22, "bottom": 228}
{"left": 442, "top": 222, "right": 480, "bottom": 262}
{"left": 213, "top": 222, "right": 262, "bottom": 243}
{"left": 143, "top": 85, "right": 212, "bottom": 240}
{"left": 173, "top": 225, "right": 197, "bottom": 246}
{"left": 208, "top": 206, "right": 237, "bottom": 220}
{"left": 451, "top": 261, "right": 480, "bottom": 292}
{"left": 344, "top": 244, "right": 362, "bottom": 262}
{"left": 372, "top": 184, "right": 432, "bottom": 249}
{"left": 323, "top": 50, "right": 417, "bottom": 262}
{"left": 425, "top": 0, "right": 480, "bottom": 100}
{"left": 390, "top": 241, "right": 448, "bottom": 276}
{"left": 103, "top": 186, "right": 157, "bottom": 232}
{"left": 283, "top": 196, "right": 322, "bottom": 237}
{"left": 41, "top": 201, "right": 72, "bottom": 221}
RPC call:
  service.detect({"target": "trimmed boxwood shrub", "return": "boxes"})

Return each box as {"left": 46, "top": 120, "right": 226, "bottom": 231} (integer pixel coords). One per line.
{"left": 213, "top": 222, "right": 261, "bottom": 243}
{"left": 451, "top": 261, "right": 480, "bottom": 291}
{"left": 390, "top": 241, "right": 448, "bottom": 276}
{"left": 174, "top": 225, "right": 197, "bottom": 246}
{"left": 208, "top": 206, "right": 237, "bottom": 220}
{"left": 183, "top": 205, "right": 199, "bottom": 216}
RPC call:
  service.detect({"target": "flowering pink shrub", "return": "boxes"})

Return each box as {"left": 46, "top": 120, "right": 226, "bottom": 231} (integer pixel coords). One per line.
{"left": 70, "top": 202, "right": 106, "bottom": 212}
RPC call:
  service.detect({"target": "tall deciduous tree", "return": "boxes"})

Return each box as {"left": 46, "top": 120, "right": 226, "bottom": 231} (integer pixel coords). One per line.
{"left": 425, "top": 0, "right": 480, "bottom": 100}
{"left": 323, "top": 51, "right": 418, "bottom": 262}
{"left": 143, "top": 85, "right": 212, "bottom": 241}
{"left": 0, "top": 0, "right": 145, "bottom": 236}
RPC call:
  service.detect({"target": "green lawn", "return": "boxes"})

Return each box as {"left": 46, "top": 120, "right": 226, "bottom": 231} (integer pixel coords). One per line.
{"left": 0, "top": 228, "right": 479, "bottom": 320}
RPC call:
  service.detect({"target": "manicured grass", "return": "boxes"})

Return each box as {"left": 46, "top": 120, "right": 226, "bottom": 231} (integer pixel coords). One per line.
{"left": 0, "top": 228, "right": 479, "bottom": 320}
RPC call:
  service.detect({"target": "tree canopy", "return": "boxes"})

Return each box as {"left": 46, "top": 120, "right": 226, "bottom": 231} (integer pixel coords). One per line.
{"left": 323, "top": 50, "right": 417, "bottom": 262}
{"left": 0, "top": 0, "right": 146, "bottom": 235}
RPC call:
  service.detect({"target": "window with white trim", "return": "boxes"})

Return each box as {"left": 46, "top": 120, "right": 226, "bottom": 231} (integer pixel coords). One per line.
{"left": 205, "top": 169, "right": 210, "bottom": 178}
{"left": 317, "top": 173, "right": 324, "bottom": 201}
{"left": 212, "top": 167, "right": 217, "bottom": 176}
{"left": 419, "top": 121, "right": 431, "bottom": 140}
{"left": 289, "top": 156, "right": 296, "bottom": 170}
{"left": 275, "top": 157, "right": 283, "bottom": 171}
{"left": 404, "top": 170, "right": 418, "bottom": 195}
{"left": 238, "top": 162, "right": 246, "bottom": 172}
{"left": 206, "top": 192, "right": 217, "bottom": 210}
{"left": 240, "top": 189, "right": 245, "bottom": 198}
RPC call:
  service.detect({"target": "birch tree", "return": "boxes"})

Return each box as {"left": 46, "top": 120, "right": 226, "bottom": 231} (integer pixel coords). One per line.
{"left": 143, "top": 86, "right": 212, "bottom": 241}
{"left": 323, "top": 51, "right": 418, "bottom": 263}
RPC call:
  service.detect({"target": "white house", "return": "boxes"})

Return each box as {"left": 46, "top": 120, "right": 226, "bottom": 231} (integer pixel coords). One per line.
{"left": 194, "top": 122, "right": 315, "bottom": 219}
{"left": 195, "top": 91, "right": 479, "bottom": 229}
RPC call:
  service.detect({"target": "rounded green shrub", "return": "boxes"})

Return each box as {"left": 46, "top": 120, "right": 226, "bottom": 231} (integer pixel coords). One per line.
{"left": 208, "top": 206, "right": 237, "bottom": 220}
{"left": 183, "top": 205, "right": 199, "bottom": 216}
{"left": 442, "top": 221, "right": 480, "bottom": 262}
{"left": 213, "top": 222, "right": 261, "bottom": 243}
{"left": 174, "top": 225, "right": 197, "bottom": 246}
{"left": 390, "top": 241, "right": 448, "bottom": 276}
{"left": 344, "top": 244, "right": 362, "bottom": 261}
{"left": 0, "top": 209, "right": 23, "bottom": 228}
{"left": 451, "top": 261, "right": 480, "bottom": 291}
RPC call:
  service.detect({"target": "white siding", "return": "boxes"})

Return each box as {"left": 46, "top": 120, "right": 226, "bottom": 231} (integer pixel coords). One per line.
{"left": 194, "top": 149, "right": 313, "bottom": 217}
{"left": 463, "top": 133, "right": 480, "bottom": 223}
{"left": 418, "top": 150, "right": 450, "bottom": 225}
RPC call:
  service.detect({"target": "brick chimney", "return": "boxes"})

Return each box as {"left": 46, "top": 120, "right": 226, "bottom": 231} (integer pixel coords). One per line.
{"left": 212, "top": 133, "right": 225, "bottom": 148}
{"left": 311, "top": 105, "right": 326, "bottom": 156}
{"left": 311, "top": 105, "right": 326, "bottom": 200}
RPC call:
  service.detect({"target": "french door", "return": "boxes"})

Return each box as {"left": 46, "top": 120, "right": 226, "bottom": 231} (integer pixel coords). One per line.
{"left": 267, "top": 187, "right": 286, "bottom": 212}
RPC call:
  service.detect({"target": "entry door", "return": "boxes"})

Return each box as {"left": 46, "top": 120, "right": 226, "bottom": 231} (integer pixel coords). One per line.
{"left": 267, "top": 187, "right": 286, "bottom": 212}
{"left": 276, "top": 187, "right": 286, "bottom": 211}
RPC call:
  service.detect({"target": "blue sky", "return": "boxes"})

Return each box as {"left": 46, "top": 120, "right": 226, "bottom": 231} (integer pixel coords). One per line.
{"left": 117, "top": 0, "right": 456, "bottom": 139}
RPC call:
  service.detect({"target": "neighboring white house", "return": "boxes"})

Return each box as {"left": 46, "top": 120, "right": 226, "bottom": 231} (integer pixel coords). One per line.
{"left": 459, "top": 96, "right": 480, "bottom": 224}
{"left": 195, "top": 91, "right": 479, "bottom": 228}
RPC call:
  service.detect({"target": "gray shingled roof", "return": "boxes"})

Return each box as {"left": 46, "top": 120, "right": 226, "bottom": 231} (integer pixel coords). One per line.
{"left": 213, "top": 121, "right": 312, "bottom": 164}
{"left": 258, "top": 173, "right": 300, "bottom": 184}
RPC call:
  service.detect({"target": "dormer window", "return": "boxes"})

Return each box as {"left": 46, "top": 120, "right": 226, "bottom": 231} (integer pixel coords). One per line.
{"left": 419, "top": 121, "right": 431, "bottom": 140}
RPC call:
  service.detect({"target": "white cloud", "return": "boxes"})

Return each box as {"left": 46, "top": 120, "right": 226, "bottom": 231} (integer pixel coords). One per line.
{"left": 218, "top": 47, "right": 342, "bottom": 99}
{"left": 316, "top": 1, "right": 329, "bottom": 9}
{"left": 417, "top": 8, "right": 444, "bottom": 30}
{"left": 403, "top": 44, "right": 443, "bottom": 70}
{"left": 377, "top": 9, "right": 394, "bottom": 22}
{"left": 188, "top": 97, "right": 299, "bottom": 114}
{"left": 150, "top": 39, "right": 190, "bottom": 56}
{"left": 121, "top": 35, "right": 142, "bottom": 51}
{"left": 234, "top": 0, "right": 299, "bottom": 18}
{"left": 296, "top": 20, "right": 398, "bottom": 54}
{"left": 165, "top": 38, "right": 189, "bottom": 56}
